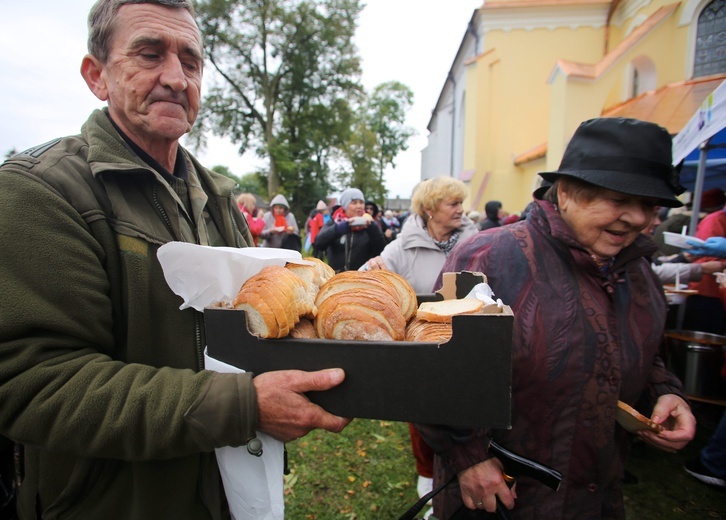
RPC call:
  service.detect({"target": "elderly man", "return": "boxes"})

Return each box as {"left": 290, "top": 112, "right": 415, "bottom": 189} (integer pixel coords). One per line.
{"left": 0, "top": 1, "right": 348, "bottom": 518}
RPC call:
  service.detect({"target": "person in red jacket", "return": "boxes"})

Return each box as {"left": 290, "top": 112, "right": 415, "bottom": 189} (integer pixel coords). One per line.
{"left": 308, "top": 200, "right": 329, "bottom": 259}
{"left": 684, "top": 202, "right": 726, "bottom": 333}
{"left": 237, "top": 193, "right": 265, "bottom": 246}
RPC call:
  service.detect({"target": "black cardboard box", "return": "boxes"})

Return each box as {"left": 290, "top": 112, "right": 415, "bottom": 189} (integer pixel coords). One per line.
{"left": 204, "top": 272, "right": 513, "bottom": 428}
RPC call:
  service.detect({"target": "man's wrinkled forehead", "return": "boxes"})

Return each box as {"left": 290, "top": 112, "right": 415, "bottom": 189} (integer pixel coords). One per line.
{"left": 113, "top": 3, "right": 203, "bottom": 56}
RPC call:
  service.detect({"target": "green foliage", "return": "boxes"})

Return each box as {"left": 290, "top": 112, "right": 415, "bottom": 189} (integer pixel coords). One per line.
{"left": 210, "top": 165, "right": 266, "bottom": 196}
{"left": 368, "top": 81, "right": 415, "bottom": 173}
{"left": 192, "top": 0, "right": 415, "bottom": 217}
{"left": 337, "top": 81, "right": 415, "bottom": 208}
{"left": 194, "top": 0, "right": 364, "bottom": 201}
{"left": 210, "top": 164, "right": 240, "bottom": 183}
{"left": 238, "top": 172, "right": 268, "bottom": 196}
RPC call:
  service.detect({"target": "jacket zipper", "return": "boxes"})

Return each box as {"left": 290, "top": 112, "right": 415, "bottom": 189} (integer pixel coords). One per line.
{"left": 344, "top": 231, "right": 354, "bottom": 271}
{"left": 195, "top": 312, "right": 204, "bottom": 371}
{"left": 152, "top": 183, "right": 176, "bottom": 239}
{"left": 152, "top": 182, "right": 206, "bottom": 369}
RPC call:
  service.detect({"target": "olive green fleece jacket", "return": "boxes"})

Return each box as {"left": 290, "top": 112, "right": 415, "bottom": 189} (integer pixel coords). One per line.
{"left": 0, "top": 109, "right": 258, "bottom": 519}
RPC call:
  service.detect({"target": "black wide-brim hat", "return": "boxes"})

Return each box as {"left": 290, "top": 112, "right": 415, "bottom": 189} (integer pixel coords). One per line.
{"left": 538, "top": 118, "right": 684, "bottom": 208}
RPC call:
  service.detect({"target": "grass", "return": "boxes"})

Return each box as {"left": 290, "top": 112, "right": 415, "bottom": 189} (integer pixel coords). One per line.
{"left": 284, "top": 403, "right": 725, "bottom": 519}
{"left": 284, "top": 420, "right": 419, "bottom": 519}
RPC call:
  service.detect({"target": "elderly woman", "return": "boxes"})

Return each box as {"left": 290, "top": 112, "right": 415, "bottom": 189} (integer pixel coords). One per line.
{"left": 417, "top": 118, "right": 697, "bottom": 519}
{"left": 362, "top": 176, "right": 478, "bottom": 506}
{"left": 315, "top": 188, "right": 386, "bottom": 272}
{"left": 362, "top": 176, "right": 478, "bottom": 292}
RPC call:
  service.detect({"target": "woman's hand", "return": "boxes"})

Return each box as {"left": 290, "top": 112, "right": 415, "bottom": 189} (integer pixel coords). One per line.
{"left": 637, "top": 394, "right": 696, "bottom": 452}
{"left": 700, "top": 260, "right": 726, "bottom": 275}
{"left": 361, "top": 256, "right": 388, "bottom": 272}
{"left": 458, "top": 458, "right": 516, "bottom": 513}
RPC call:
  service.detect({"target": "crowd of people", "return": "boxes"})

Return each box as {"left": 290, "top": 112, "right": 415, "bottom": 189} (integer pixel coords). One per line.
{"left": 226, "top": 120, "right": 726, "bottom": 518}
{"left": 0, "top": 1, "right": 722, "bottom": 519}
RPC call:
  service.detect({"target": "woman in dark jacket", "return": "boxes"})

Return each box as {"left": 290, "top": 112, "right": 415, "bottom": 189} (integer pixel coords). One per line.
{"left": 316, "top": 188, "right": 386, "bottom": 272}
{"left": 417, "top": 118, "right": 697, "bottom": 520}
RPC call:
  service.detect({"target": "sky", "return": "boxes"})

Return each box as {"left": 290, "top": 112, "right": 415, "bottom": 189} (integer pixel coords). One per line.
{"left": 0, "top": 0, "right": 482, "bottom": 199}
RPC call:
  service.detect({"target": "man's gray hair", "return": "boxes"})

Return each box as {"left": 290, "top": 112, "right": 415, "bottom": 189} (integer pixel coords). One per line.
{"left": 87, "top": 0, "right": 199, "bottom": 63}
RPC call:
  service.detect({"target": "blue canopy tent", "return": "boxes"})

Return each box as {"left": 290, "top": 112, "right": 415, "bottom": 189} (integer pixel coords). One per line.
{"left": 672, "top": 79, "right": 726, "bottom": 233}
{"left": 679, "top": 129, "right": 726, "bottom": 192}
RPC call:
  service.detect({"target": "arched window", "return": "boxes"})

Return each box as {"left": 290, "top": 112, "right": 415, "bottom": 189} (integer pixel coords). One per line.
{"left": 625, "top": 56, "right": 656, "bottom": 99}
{"left": 694, "top": 0, "right": 726, "bottom": 77}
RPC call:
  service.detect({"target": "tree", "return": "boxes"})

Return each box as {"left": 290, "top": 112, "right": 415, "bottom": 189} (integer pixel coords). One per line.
{"left": 210, "top": 165, "right": 267, "bottom": 196}
{"left": 337, "top": 81, "right": 415, "bottom": 207}
{"left": 368, "top": 81, "right": 415, "bottom": 181}
{"left": 210, "top": 164, "right": 241, "bottom": 184}
{"left": 193, "top": 0, "right": 364, "bottom": 204}
{"left": 237, "top": 172, "right": 268, "bottom": 196}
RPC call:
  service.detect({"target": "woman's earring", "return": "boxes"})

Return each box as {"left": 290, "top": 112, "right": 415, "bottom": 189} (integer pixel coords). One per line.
{"left": 427, "top": 214, "right": 432, "bottom": 220}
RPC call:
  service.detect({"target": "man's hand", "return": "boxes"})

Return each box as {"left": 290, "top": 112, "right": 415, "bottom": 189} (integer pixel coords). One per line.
{"left": 254, "top": 368, "right": 351, "bottom": 442}
{"left": 638, "top": 394, "right": 696, "bottom": 452}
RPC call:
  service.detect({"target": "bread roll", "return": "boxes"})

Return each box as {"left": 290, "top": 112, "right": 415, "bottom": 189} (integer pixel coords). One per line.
{"left": 300, "top": 256, "right": 335, "bottom": 283}
{"left": 405, "top": 317, "right": 452, "bottom": 343}
{"left": 233, "top": 290, "right": 280, "bottom": 338}
{"left": 290, "top": 318, "right": 317, "bottom": 339}
{"left": 368, "top": 269, "right": 417, "bottom": 321}
{"left": 233, "top": 264, "right": 308, "bottom": 338}
{"left": 242, "top": 278, "right": 296, "bottom": 336}
{"left": 315, "top": 271, "right": 399, "bottom": 309}
{"left": 314, "top": 270, "right": 408, "bottom": 341}
{"left": 416, "top": 298, "right": 484, "bottom": 323}
{"left": 316, "top": 290, "right": 406, "bottom": 341}
{"left": 276, "top": 265, "right": 317, "bottom": 319}
{"left": 285, "top": 262, "right": 322, "bottom": 301}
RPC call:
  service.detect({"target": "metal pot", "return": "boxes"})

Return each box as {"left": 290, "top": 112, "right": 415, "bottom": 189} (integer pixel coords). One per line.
{"left": 664, "top": 330, "right": 726, "bottom": 399}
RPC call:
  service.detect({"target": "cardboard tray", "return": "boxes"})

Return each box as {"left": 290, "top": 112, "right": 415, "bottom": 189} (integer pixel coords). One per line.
{"left": 205, "top": 272, "right": 513, "bottom": 428}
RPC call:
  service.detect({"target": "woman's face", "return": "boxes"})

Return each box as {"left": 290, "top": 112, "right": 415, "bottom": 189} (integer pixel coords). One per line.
{"left": 273, "top": 205, "right": 286, "bottom": 215}
{"left": 346, "top": 199, "right": 365, "bottom": 218}
{"left": 558, "top": 186, "right": 657, "bottom": 258}
{"left": 431, "top": 197, "right": 465, "bottom": 232}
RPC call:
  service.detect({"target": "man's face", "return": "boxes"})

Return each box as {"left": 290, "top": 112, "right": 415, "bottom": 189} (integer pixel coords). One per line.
{"left": 97, "top": 4, "right": 203, "bottom": 149}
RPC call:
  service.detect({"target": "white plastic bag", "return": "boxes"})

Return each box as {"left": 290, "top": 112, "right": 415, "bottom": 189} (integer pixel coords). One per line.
{"left": 205, "top": 352, "right": 285, "bottom": 520}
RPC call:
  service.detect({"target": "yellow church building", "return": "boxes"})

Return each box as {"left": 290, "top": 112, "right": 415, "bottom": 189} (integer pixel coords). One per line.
{"left": 421, "top": 0, "right": 726, "bottom": 214}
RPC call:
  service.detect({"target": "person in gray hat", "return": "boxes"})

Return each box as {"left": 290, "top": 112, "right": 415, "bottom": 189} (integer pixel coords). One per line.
{"left": 315, "top": 187, "right": 386, "bottom": 272}
{"left": 416, "top": 117, "right": 696, "bottom": 519}
{"left": 260, "top": 193, "right": 300, "bottom": 249}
